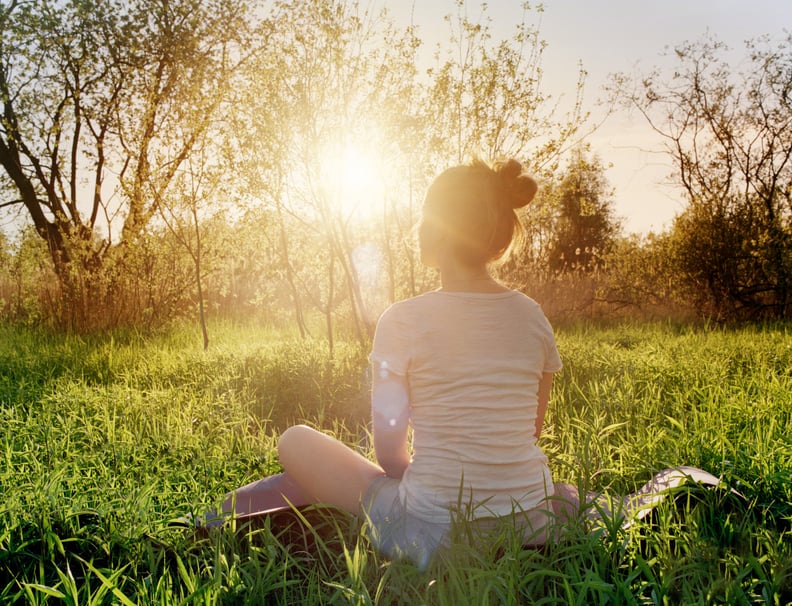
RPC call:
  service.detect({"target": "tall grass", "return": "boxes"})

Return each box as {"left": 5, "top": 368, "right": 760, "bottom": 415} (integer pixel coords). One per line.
{"left": 0, "top": 321, "right": 790, "bottom": 604}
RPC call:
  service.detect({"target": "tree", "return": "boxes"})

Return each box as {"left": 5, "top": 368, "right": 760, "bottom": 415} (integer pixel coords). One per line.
{"left": 230, "top": 0, "right": 427, "bottom": 348}
{"left": 156, "top": 143, "right": 229, "bottom": 350}
{"left": 0, "top": 0, "right": 259, "bottom": 328}
{"left": 621, "top": 34, "right": 792, "bottom": 319}
{"left": 545, "top": 149, "right": 620, "bottom": 273}
{"left": 598, "top": 232, "right": 694, "bottom": 319}
{"left": 495, "top": 148, "right": 621, "bottom": 319}
{"left": 421, "top": 1, "right": 590, "bottom": 180}
{"left": 0, "top": 225, "right": 54, "bottom": 323}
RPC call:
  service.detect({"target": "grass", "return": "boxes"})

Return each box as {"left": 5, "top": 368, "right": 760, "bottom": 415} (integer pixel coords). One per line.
{"left": 0, "top": 320, "right": 790, "bottom": 604}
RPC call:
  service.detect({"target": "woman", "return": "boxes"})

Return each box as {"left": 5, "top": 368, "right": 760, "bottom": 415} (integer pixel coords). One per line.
{"left": 220, "top": 158, "right": 562, "bottom": 568}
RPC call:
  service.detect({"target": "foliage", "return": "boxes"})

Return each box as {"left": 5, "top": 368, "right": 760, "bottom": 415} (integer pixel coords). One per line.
{"left": 619, "top": 34, "right": 792, "bottom": 320}
{"left": 0, "top": 0, "right": 596, "bottom": 334}
{"left": 0, "top": 0, "right": 259, "bottom": 327}
{"left": 0, "top": 227, "right": 55, "bottom": 324}
{"left": 0, "top": 321, "right": 790, "bottom": 603}
{"left": 544, "top": 149, "right": 620, "bottom": 274}
{"left": 229, "top": 0, "right": 429, "bottom": 346}
{"left": 421, "top": 0, "right": 588, "bottom": 176}
{"left": 493, "top": 148, "right": 623, "bottom": 320}
{"left": 4, "top": 3, "right": 789, "bottom": 330}
{"left": 594, "top": 232, "right": 697, "bottom": 320}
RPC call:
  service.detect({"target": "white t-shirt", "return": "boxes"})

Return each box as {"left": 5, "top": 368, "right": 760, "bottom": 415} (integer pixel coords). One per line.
{"left": 370, "top": 289, "right": 563, "bottom": 524}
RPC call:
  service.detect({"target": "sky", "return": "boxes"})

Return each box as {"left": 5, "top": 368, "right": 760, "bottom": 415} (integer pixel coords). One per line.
{"left": 387, "top": 0, "right": 792, "bottom": 234}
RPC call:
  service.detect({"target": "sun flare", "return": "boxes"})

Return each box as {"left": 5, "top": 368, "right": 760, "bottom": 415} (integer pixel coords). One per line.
{"left": 320, "top": 141, "right": 386, "bottom": 221}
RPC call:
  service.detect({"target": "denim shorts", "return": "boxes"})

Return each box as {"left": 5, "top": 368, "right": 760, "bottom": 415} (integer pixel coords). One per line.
{"left": 362, "top": 475, "right": 449, "bottom": 570}
{"left": 362, "top": 475, "right": 553, "bottom": 570}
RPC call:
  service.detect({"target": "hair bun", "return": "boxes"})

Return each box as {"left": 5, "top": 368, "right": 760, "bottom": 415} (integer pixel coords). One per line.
{"left": 496, "top": 159, "right": 538, "bottom": 209}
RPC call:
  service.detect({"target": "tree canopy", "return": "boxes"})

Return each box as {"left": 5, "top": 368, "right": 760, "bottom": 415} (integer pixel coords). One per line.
{"left": 4, "top": 1, "right": 787, "bottom": 330}
{"left": 622, "top": 34, "right": 792, "bottom": 319}
{"left": 1, "top": 0, "right": 594, "bottom": 332}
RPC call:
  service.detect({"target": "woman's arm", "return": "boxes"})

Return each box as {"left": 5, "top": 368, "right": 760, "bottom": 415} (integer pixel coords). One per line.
{"left": 371, "top": 363, "right": 411, "bottom": 478}
{"left": 535, "top": 372, "right": 554, "bottom": 440}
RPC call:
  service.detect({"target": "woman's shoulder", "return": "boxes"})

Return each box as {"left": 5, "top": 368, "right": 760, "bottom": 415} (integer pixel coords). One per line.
{"left": 379, "top": 289, "right": 545, "bottom": 319}
{"left": 378, "top": 292, "right": 435, "bottom": 321}
{"left": 512, "top": 290, "right": 543, "bottom": 309}
{"left": 502, "top": 291, "right": 556, "bottom": 326}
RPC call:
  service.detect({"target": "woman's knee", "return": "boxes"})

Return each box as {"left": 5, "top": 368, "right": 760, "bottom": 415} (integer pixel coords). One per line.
{"left": 278, "top": 424, "right": 317, "bottom": 469}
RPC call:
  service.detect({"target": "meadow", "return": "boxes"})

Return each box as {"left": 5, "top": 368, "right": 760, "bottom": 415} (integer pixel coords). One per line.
{"left": 0, "top": 321, "right": 790, "bottom": 604}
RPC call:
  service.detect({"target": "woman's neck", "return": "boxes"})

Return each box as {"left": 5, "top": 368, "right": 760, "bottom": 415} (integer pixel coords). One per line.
{"left": 439, "top": 263, "right": 508, "bottom": 293}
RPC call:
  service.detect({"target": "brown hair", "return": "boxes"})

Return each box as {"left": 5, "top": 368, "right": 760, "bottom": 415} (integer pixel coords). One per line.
{"left": 422, "top": 158, "right": 538, "bottom": 265}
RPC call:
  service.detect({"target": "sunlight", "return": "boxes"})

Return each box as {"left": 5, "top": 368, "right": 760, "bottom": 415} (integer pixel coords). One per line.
{"left": 351, "top": 242, "right": 388, "bottom": 323}
{"left": 320, "top": 141, "right": 386, "bottom": 221}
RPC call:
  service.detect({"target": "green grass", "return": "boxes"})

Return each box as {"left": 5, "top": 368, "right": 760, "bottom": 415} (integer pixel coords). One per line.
{"left": 1, "top": 321, "right": 790, "bottom": 604}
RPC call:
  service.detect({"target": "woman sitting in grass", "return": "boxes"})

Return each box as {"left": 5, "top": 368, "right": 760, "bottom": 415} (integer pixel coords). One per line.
{"left": 216, "top": 157, "right": 563, "bottom": 569}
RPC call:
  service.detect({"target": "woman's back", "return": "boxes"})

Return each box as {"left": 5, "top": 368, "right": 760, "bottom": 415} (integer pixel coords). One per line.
{"left": 371, "top": 289, "right": 562, "bottom": 523}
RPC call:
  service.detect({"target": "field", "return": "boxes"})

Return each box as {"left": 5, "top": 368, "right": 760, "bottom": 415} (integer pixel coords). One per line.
{"left": 1, "top": 321, "right": 791, "bottom": 604}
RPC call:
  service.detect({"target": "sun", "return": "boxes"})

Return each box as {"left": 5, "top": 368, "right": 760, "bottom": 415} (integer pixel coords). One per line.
{"left": 320, "top": 141, "right": 386, "bottom": 221}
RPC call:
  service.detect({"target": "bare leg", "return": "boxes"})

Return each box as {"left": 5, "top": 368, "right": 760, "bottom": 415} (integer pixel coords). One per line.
{"left": 278, "top": 424, "right": 386, "bottom": 515}
{"left": 551, "top": 482, "right": 581, "bottom": 523}
{"left": 220, "top": 472, "right": 310, "bottom": 517}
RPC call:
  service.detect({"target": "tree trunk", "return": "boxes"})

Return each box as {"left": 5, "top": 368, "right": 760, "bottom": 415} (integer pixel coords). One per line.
{"left": 192, "top": 206, "right": 210, "bottom": 351}
{"left": 326, "top": 249, "right": 335, "bottom": 355}
{"left": 276, "top": 200, "right": 309, "bottom": 339}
